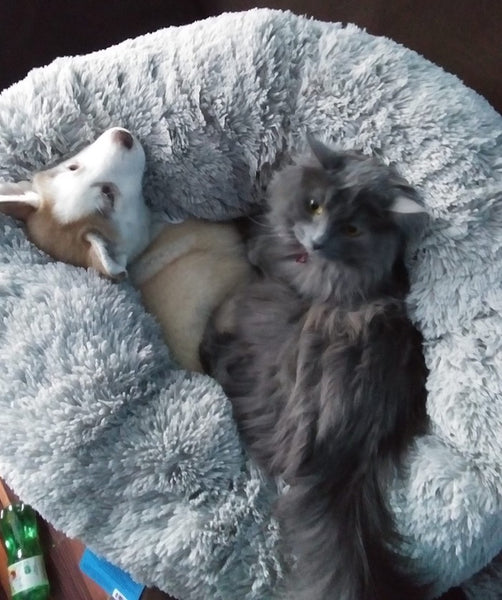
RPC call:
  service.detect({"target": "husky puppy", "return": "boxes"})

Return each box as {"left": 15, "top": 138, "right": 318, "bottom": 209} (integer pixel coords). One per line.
{"left": 0, "top": 128, "right": 251, "bottom": 371}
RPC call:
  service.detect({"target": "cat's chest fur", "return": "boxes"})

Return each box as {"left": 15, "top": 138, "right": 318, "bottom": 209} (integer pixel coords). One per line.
{"left": 230, "top": 279, "right": 392, "bottom": 475}
{"left": 239, "top": 279, "right": 384, "bottom": 365}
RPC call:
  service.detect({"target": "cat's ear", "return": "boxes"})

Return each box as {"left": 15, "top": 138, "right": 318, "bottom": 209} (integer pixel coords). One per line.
{"left": 306, "top": 134, "right": 346, "bottom": 171}
{"left": 389, "top": 187, "right": 428, "bottom": 234}
{"left": 390, "top": 195, "right": 426, "bottom": 215}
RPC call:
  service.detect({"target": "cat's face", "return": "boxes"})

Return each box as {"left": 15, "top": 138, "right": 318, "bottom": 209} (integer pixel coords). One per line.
{"left": 259, "top": 140, "right": 427, "bottom": 302}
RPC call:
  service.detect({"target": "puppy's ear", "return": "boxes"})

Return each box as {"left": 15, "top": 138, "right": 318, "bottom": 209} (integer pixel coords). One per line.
{"left": 85, "top": 231, "right": 127, "bottom": 280}
{"left": 0, "top": 181, "right": 41, "bottom": 221}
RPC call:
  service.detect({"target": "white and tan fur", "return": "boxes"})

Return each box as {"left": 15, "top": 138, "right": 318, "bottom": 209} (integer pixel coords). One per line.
{"left": 0, "top": 127, "right": 251, "bottom": 372}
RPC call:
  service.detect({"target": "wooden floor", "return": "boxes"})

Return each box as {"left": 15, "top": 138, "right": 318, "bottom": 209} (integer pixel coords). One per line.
{"left": 0, "top": 480, "right": 173, "bottom": 600}
{"left": 0, "top": 518, "right": 176, "bottom": 600}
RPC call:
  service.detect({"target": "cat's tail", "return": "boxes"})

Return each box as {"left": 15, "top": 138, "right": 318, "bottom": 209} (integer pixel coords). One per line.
{"left": 279, "top": 454, "right": 428, "bottom": 600}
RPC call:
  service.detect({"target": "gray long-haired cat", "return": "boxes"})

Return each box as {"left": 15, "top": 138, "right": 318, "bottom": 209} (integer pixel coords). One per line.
{"left": 201, "top": 138, "right": 430, "bottom": 600}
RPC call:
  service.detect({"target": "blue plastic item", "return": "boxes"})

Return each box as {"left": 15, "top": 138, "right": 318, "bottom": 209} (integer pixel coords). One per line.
{"left": 79, "top": 548, "right": 145, "bottom": 600}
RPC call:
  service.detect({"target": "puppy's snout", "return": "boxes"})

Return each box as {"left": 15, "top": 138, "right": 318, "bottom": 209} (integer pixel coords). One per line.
{"left": 112, "top": 129, "right": 134, "bottom": 150}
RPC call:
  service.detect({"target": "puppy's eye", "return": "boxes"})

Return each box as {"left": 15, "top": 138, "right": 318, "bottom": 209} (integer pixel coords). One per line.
{"left": 67, "top": 163, "right": 79, "bottom": 171}
{"left": 101, "top": 184, "right": 115, "bottom": 205}
{"left": 307, "top": 198, "right": 323, "bottom": 215}
{"left": 344, "top": 224, "right": 360, "bottom": 237}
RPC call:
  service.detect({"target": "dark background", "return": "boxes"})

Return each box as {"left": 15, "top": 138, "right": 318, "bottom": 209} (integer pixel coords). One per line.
{"left": 0, "top": 0, "right": 501, "bottom": 113}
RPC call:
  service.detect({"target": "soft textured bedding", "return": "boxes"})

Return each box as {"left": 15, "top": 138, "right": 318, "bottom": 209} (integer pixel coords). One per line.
{"left": 0, "top": 9, "right": 501, "bottom": 599}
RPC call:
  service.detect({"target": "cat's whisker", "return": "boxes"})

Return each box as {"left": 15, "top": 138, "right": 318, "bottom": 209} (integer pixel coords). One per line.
{"left": 246, "top": 215, "right": 273, "bottom": 228}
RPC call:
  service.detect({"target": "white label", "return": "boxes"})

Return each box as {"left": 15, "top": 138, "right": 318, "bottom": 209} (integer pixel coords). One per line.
{"left": 112, "top": 590, "right": 127, "bottom": 600}
{"left": 8, "top": 555, "right": 48, "bottom": 594}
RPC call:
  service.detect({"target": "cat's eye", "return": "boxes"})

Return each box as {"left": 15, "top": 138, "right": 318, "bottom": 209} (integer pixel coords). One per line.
{"left": 67, "top": 163, "right": 79, "bottom": 171}
{"left": 307, "top": 198, "right": 323, "bottom": 215}
{"left": 344, "top": 224, "right": 360, "bottom": 237}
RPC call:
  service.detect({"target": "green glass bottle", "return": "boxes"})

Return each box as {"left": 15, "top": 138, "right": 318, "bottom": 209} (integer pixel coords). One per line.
{"left": 0, "top": 503, "right": 50, "bottom": 600}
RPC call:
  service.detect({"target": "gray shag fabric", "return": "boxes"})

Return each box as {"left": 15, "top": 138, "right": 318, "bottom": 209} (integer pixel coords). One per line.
{"left": 0, "top": 9, "right": 501, "bottom": 599}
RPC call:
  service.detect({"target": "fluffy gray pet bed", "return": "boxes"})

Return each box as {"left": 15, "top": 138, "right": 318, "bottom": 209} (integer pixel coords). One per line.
{"left": 0, "top": 9, "right": 501, "bottom": 600}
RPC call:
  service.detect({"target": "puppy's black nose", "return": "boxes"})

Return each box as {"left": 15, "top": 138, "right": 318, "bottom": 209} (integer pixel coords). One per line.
{"left": 113, "top": 129, "right": 134, "bottom": 150}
